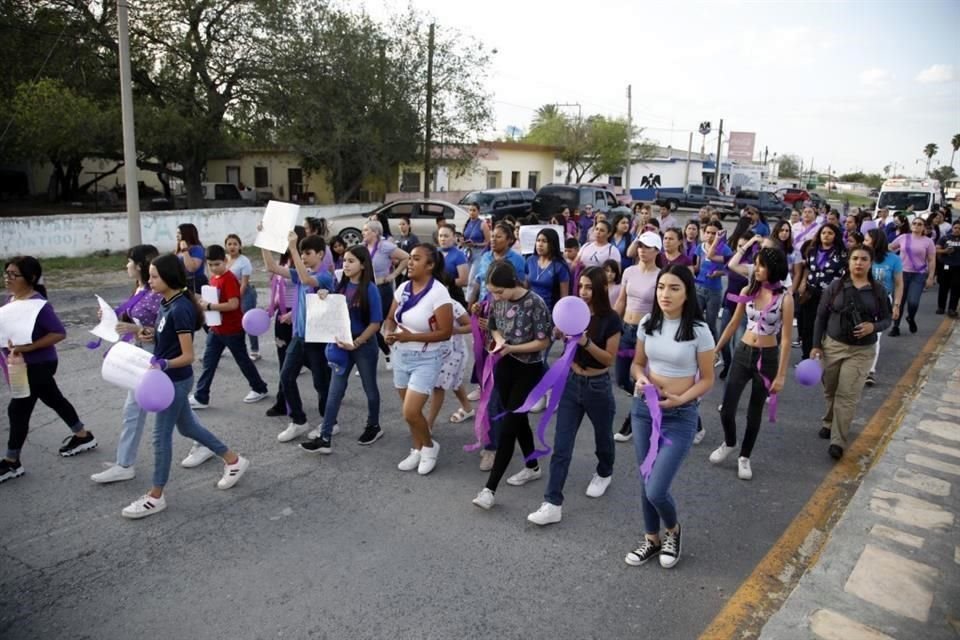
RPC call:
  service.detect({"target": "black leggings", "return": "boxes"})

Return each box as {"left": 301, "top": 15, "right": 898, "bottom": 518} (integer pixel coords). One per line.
{"left": 719, "top": 343, "right": 779, "bottom": 458}
{"left": 938, "top": 267, "right": 960, "bottom": 312}
{"left": 486, "top": 356, "right": 543, "bottom": 491}
{"left": 797, "top": 290, "right": 821, "bottom": 360}
{"left": 376, "top": 282, "right": 393, "bottom": 356}
{"left": 7, "top": 360, "right": 82, "bottom": 457}
{"left": 272, "top": 318, "right": 293, "bottom": 411}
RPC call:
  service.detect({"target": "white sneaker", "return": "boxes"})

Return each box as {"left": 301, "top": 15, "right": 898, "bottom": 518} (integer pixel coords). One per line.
{"left": 506, "top": 466, "right": 541, "bottom": 486}
{"left": 121, "top": 493, "right": 167, "bottom": 519}
{"left": 307, "top": 423, "right": 340, "bottom": 439}
{"left": 384, "top": 355, "right": 392, "bottom": 371}
{"left": 248, "top": 351, "right": 261, "bottom": 361}
{"left": 417, "top": 440, "right": 440, "bottom": 475}
{"left": 188, "top": 394, "right": 209, "bottom": 410}
{"left": 693, "top": 427, "right": 706, "bottom": 445}
{"left": 530, "top": 393, "right": 548, "bottom": 413}
{"left": 527, "top": 502, "right": 562, "bottom": 525}
{"left": 585, "top": 473, "right": 612, "bottom": 498}
{"left": 709, "top": 443, "right": 735, "bottom": 464}
{"left": 243, "top": 390, "right": 269, "bottom": 404}
{"left": 472, "top": 487, "right": 495, "bottom": 510}
{"left": 467, "top": 388, "right": 481, "bottom": 402}
{"left": 738, "top": 457, "right": 753, "bottom": 481}
{"left": 277, "top": 422, "right": 309, "bottom": 442}
{"left": 217, "top": 456, "right": 250, "bottom": 489}
{"left": 398, "top": 449, "right": 421, "bottom": 471}
{"left": 479, "top": 450, "right": 495, "bottom": 471}
{"left": 181, "top": 444, "right": 214, "bottom": 468}
{"left": 91, "top": 464, "right": 135, "bottom": 484}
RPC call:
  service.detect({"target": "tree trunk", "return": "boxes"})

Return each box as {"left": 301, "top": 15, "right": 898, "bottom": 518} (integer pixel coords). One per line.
{"left": 157, "top": 170, "right": 172, "bottom": 200}
{"left": 47, "top": 161, "right": 63, "bottom": 202}
{"left": 183, "top": 159, "right": 204, "bottom": 208}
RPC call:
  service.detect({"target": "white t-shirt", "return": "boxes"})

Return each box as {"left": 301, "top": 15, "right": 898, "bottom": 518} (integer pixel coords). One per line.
{"left": 228, "top": 255, "right": 253, "bottom": 280}
{"left": 637, "top": 315, "right": 715, "bottom": 378}
{"left": 578, "top": 242, "right": 621, "bottom": 267}
{"left": 392, "top": 279, "right": 453, "bottom": 352}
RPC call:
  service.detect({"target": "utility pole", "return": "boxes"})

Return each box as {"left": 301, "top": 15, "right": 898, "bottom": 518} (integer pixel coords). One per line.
{"left": 624, "top": 84, "right": 632, "bottom": 194}
{"left": 713, "top": 118, "right": 723, "bottom": 192}
{"left": 683, "top": 132, "right": 693, "bottom": 189}
{"left": 422, "top": 22, "right": 435, "bottom": 199}
{"left": 117, "top": 0, "right": 141, "bottom": 244}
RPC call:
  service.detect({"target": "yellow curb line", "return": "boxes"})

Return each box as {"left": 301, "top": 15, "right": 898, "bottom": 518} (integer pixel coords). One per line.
{"left": 699, "top": 318, "right": 956, "bottom": 640}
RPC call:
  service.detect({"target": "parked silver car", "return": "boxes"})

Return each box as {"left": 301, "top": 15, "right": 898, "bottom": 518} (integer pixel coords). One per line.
{"left": 328, "top": 199, "right": 474, "bottom": 246}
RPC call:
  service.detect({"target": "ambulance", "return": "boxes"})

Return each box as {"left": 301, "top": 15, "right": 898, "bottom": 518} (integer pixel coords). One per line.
{"left": 875, "top": 178, "right": 942, "bottom": 219}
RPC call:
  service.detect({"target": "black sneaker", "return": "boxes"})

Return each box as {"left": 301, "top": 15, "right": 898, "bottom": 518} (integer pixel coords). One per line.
{"left": 300, "top": 437, "right": 332, "bottom": 454}
{"left": 889, "top": 327, "right": 901, "bottom": 337}
{"left": 865, "top": 372, "right": 876, "bottom": 387}
{"left": 0, "top": 458, "right": 25, "bottom": 483}
{"left": 908, "top": 317, "right": 918, "bottom": 334}
{"left": 614, "top": 417, "right": 632, "bottom": 442}
{"left": 818, "top": 426, "right": 831, "bottom": 439}
{"left": 660, "top": 525, "right": 682, "bottom": 568}
{"left": 265, "top": 405, "right": 286, "bottom": 417}
{"left": 58, "top": 432, "right": 97, "bottom": 457}
{"left": 624, "top": 538, "right": 661, "bottom": 566}
{"left": 719, "top": 365, "right": 729, "bottom": 380}
{"left": 828, "top": 444, "right": 844, "bottom": 460}
{"left": 936, "top": 308, "right": 945, "bottom": 315}
{"left": 357, "top": 425, "right": 383, "bottom": 446}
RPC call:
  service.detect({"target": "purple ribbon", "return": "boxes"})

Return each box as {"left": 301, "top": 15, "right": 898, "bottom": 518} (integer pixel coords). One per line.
{"left": 395, "top": 279, "right": 434, "bottom": 325}
{"left": 0, "top": 350, "right": 9, "bottom": 387}
{"left": 639, "top": 384, "right": 665, "bottom": 480}
{"left": 902, "top": 233, "right": 926, "bottom": 272}
{"left": 267, "top": 275, "right": 288, "bottom": 316}
{"left": 794, "top": 223, "right": 819, "bottom": 247}
{"left": 617, "top": 348, "right": 635, "bottom": 359}
{"left": 723, "top": 286, "right": 781, "bottom": 423}
{"left": 464, "top": 350, "right": 502, "bottom": 452}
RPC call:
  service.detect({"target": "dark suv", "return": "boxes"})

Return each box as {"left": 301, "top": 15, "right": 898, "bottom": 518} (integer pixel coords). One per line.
{"left": 458, "top": 188, "right": 535, "bottom": 222}
{"left": 531, "top": 183, "right": 630, "bottom": 219}
{"left": 732, "top": 190, "right": 792, "bottom": 217}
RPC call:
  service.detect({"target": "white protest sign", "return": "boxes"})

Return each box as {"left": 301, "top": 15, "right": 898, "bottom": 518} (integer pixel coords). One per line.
{"left": 0, "top": 299, "right": 47, "bottom": 346}
{"left": 255, "top": 200, "right": 300, "bottom": 254}
{"left": 89, "top": 295, "right": 120, "bottom": 343}
{"left": 518, "top": 225, "right": 565, "bottom": 255}
{"left": 101, "top": 341, "right": 154, "bottom": 391}
{"left": 304, "top": 294, "right": 353, "bottom": 345}
{"left": 200, "top": 285, "right": 221, "bottom": 326}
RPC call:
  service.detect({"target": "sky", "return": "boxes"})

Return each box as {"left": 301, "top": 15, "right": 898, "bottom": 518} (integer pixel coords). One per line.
{"left": 364, "top": 0, "right": 960, "bottom": 178}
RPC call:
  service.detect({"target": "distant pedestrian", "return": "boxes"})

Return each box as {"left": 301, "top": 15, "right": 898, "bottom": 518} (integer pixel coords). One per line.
{"left": 224, "top": 234, "right": 260, "bottom": 359}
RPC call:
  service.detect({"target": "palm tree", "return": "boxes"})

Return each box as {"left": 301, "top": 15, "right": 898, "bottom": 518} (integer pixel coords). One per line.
{"left": 923, "top": 143, "right": 938, "bottom": 176}
{"left": 531, "top": 104, "right": 560, "bottom": 130}
{"left": 951, "top": 133, "right": 960, "bottom": 168}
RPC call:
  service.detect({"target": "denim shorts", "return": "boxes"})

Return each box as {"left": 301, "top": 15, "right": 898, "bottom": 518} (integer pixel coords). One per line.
{"left": 392, "top": 347, "right": 445, "bottom": 395}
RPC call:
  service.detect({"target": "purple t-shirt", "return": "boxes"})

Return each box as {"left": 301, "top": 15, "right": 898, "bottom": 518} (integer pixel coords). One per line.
{"left": 891, "top": 233, "right": 935, "bottom": 273}
{"left": 369, "top": 239, "right": 398, "bottom": 279}
{"left": 5, "top": 293, "right": 64, "bottom": 364}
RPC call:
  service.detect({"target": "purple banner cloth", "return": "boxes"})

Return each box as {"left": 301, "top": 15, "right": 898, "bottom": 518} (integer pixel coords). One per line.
{"left": 639, "top": 384, "right": 664, "bottom": 480}
{"left": 464, "top": 350, "right": 501, "bottom": 452}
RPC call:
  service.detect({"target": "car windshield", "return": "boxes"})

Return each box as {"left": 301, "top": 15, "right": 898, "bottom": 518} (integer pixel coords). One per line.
{"left": 459, "top": 192, "right": 494, "bottom": 206}
{"left": 877, "top": 191, "right": 931, "bottom": 212}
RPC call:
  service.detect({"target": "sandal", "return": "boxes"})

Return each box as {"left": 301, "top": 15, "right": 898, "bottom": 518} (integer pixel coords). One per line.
{"left": 449, "top": 407, "right": 476, "bottom": 423}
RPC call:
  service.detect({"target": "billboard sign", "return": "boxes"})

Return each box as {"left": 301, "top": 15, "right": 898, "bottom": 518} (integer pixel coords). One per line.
{"left": 728, "top": 131, "right": 756, "bottom": 162}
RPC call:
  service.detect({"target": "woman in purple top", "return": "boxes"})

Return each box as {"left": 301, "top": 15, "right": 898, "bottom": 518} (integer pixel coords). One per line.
{"left": 364, "top": 219, "right": 410, "bottom": 362}
{"left": 1, "top": 257, "right": 94, "bottom": 484}
{"left": 91, "top": 245, "right": 165, "bottom": 484}
{"left": 889, "top": 217, "right": 937, "bottom": 334}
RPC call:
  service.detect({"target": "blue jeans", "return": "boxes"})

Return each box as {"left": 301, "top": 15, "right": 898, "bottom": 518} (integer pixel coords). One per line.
{"left": 116, "top": 343, "right": 154, "bottom": 467}
{"left": 279, "top": 336, "right": 330, "bottom": 425}
{"left": 242, "top": 286, "right": 259, "bottom": 352}
{"left": 321, "top": 340, "right": 381, "bottom": 437}
{"left": 695, "top": 285, "right": 723, "bottom": 340}
{"left": 631, "top": 397, "right": 699, "bottom": 534}
{"left": 193, "top": 332, "right": 268, "bottom": 405}
{"left": 895, "top": 271, "right": 926, "bottom": 327}
{"left": 153, "top": 376, "right": 228, "bottom": 487}
{"left": 615, "top": 322, "right": 639, "bottom": 393}
{"left": 545, "top": 373, "right": 615, "bottom": 506}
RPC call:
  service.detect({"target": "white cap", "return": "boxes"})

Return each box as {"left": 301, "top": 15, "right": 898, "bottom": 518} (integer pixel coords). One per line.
{"left": 637, "top": 231, "right": 662, "bottom": 250}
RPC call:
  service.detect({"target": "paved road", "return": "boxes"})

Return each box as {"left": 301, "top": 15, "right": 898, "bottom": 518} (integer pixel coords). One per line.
{"left": 0, "top": 252, "right": 949, "bottom": 640}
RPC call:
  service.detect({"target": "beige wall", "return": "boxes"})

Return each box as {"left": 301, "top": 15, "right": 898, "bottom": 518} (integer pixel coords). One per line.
{"left": 399, "top": 146, "right": 557, "bottom": 194}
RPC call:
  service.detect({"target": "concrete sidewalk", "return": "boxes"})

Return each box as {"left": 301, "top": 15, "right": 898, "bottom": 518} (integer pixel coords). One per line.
{"left": 759, "top": 322, "right": 960, "bottom": 639}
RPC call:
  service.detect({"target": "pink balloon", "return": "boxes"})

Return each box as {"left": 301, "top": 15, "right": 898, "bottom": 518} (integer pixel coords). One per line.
{"left": 135, "top": 369, "right": 175, "bottom": 412}
{"left": 794, "top": 358, "right": 823, "bottom": 386}
{"left": 242, "top": 308, "right": 271, "bottom": 336}
{"left": 552, "top": 296, "right": 590, "bottom": 335}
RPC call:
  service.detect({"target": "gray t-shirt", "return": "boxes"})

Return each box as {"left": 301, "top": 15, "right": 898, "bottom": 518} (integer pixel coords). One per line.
{"left": 637, "top": 315, "right": 715, "bottom": 377}
{"left": 488, "top": 291, "right": 553, "bottom": 364}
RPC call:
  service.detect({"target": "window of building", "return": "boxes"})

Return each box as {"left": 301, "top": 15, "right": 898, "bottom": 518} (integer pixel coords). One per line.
{"left": 527, "top": 171, "right": 540, "bottom": 191}
{"left": 254, "top": 166, "right": 268, "bottom": 188}
{"left": 511, "top": 171, "right": 521, "bottom": 188}
{"left": 401, "top": 172, "right": 421, "bottom": 192}
{"left": 486, "top": 171, "right": 502, "bottom": 189}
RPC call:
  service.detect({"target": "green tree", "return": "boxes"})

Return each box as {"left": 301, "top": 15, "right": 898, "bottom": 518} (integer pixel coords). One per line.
{"left": 930, "top": 165, "right": 957, "bottom": 183}
{"left": 923, "top": 142, "right": 938, "bottom": 176}
{"left": 950, "top": 133, "right": 960, "bottom": 168}
{"left": 777, "top": 154, "right": 801, "bottom": 178}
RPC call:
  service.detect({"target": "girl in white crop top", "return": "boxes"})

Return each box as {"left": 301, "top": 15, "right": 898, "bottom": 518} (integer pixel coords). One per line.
{"left": 711, "top": 248, "right": 794, "bottom": 481}
{"left": 624, "top": 265, "right": 715, "bottom": 570}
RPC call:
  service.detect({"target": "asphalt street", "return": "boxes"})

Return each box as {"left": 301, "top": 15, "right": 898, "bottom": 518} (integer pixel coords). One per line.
{"left": 0, "top": 223, "right": 948, "bottom": 640}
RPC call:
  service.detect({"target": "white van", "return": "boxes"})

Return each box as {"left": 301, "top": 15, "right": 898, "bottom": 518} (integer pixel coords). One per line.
{"left": 875, "top": 178, "right": 942, "bottom": 219}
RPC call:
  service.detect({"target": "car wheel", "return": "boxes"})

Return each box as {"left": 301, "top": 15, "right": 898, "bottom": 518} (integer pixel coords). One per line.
{"left": 340, "top": 227, "right": 363, "bottom": 247}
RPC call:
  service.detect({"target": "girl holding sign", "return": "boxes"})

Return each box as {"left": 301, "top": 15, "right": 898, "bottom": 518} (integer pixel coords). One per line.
{"left": 91, "top": 244, "right": 164, "bottom": 484}
{"left": 1, "top": 257, "right": 94, "bottom": 484}
{"left": 624, "top": 266, "right": 715, "bottom": 569}
{"left": 120, "top": 255, "right": 249, "bottom": 519}
{"left": 300, "top": 245, "right": 384, "bottom": 454}
{"left": 382, "top": 244, "right": 453, "bottom": 475}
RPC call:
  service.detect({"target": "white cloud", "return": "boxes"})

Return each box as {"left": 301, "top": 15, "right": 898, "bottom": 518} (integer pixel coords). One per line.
{"left": 859, "top": 68, "right": 891, "bottom": 88}
{"left": 915, "top": 64, "right": 955, "bottom": 84}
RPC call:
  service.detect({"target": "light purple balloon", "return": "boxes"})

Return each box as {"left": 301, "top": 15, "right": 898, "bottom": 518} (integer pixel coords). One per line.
{"left": 552, "top": 296, "right": 590, "bottom": 335}
{"left": 242, "top": 308, "right": 271, "bottom": 336}
{"left": 794, "top": 358, "right": 823, "bottom": 386}
{"left": 860, "top": 219, "right": 877, "bottom": 233}
{"left": 135, "top": 368, "right": 175, "bottom": 412}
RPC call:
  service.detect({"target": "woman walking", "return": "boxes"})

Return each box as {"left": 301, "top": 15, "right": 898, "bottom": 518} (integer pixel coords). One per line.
{"left": 889, "top": 218, "right": 936, "bottom": 334}
{"left": 525, "top": 228, "right": 569, "bottom": 312}
{"left": 624, "top": 266, "right": 715, "bottom": 569}
{"left": 795, "top": 223, "right": 845, "bottom": 359}
{"left": 364, "top": 220, "right": 409, "bottom": 365}
{"left": 527, "top": 266, "right": 621, "bottom": 525}
{"left": 811, "top": 246, "right": 892, "bottom": 460}
{"left": 175, "top": 223, "right": 207, "bottom": 293}
{"left": 577, "top": 219, "right": 621, "bottom": 268}
{"left": 936, "top": 220, "right": 960, "bottom": 318}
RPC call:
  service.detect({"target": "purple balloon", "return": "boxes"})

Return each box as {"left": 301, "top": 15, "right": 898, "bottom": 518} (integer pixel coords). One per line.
{"left": 552, "top": 296, "right": 590, "bottom": 335}
{"left": 135, "top": 368, "right": 175, "bottom": 412}
{"left": 795, "top": 358, "right": 823, "bottom": 386}
{"left": 860, "top": 219, "right": 877, "bottom": 233}
{"left": 242, "top": 308, "right": 271, "bottom": 336}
